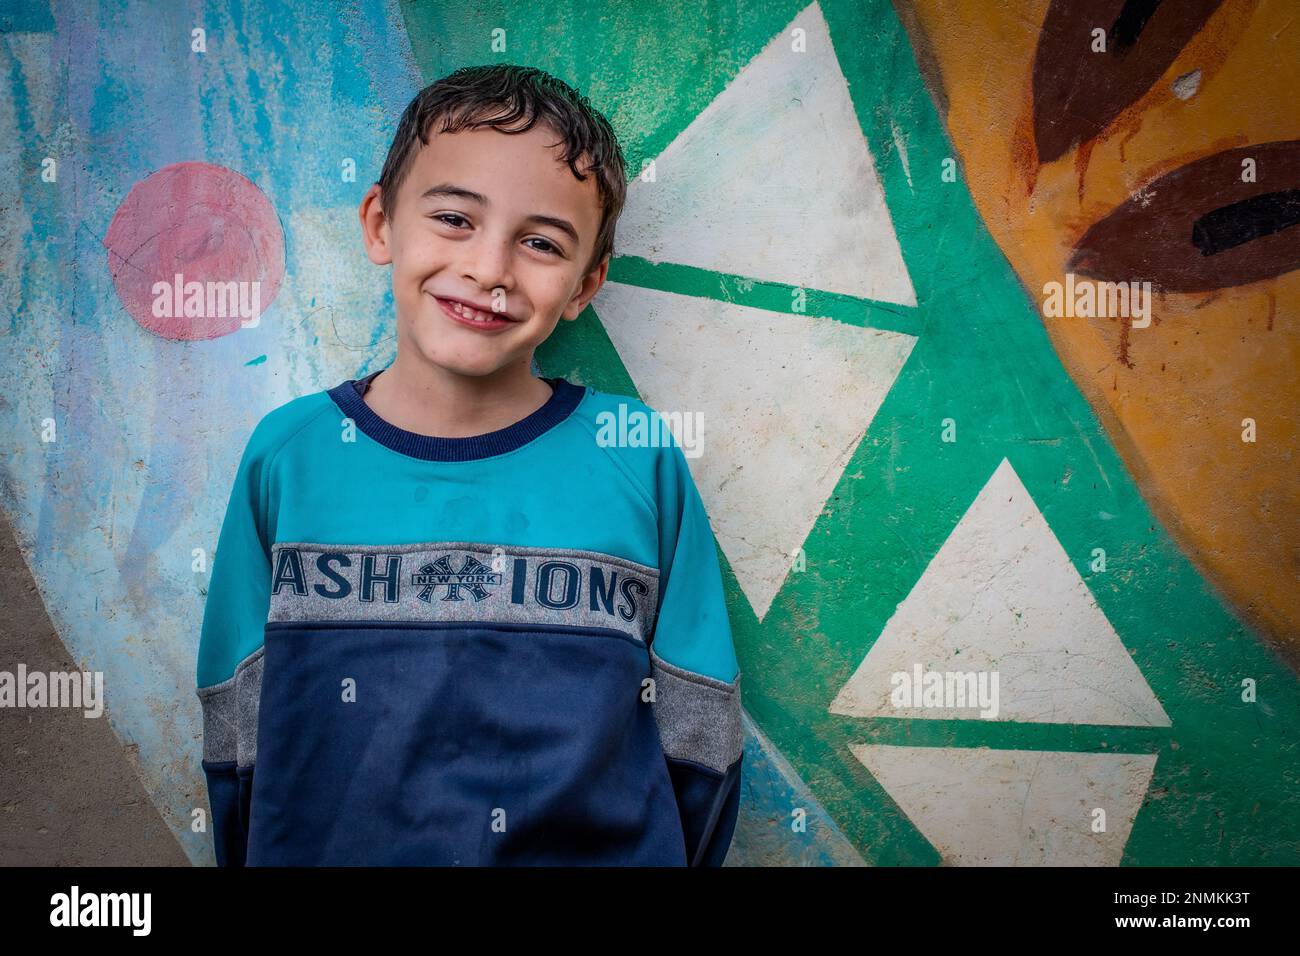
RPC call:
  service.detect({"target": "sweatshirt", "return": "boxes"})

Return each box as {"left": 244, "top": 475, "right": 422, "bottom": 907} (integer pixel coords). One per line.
{"left": 194, "top": 366, "right": 744, "bottom": 866}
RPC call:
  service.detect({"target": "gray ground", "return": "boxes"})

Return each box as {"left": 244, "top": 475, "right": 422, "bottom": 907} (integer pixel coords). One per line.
{"left": 0, "top": 509, "right": 189, "bottom": 866}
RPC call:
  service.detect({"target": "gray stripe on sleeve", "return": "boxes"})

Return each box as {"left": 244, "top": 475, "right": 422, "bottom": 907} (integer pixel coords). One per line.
{"left": 196, "top": 646, "right": 263, "bottom": 767}
{"left": 649, "top": 647, "right": 743, "bottom": 774}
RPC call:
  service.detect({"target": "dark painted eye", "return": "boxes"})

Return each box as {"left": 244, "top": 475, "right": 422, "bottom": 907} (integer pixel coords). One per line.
{"left": 1191, "top": 192, "right": 1300, "bottom": 256}
{"left": 1068, "top": 140, "right": 1300, "bottom": 292}
{"left": 1032, "top": 0, "right": 1225, "bottom": 164}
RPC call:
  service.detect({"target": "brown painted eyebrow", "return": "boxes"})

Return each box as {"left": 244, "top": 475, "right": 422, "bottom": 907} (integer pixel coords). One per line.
{"left": 419, "top": 183, "right": 581, "bottom": 245}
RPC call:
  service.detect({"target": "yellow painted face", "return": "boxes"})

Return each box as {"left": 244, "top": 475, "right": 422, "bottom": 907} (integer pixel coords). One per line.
{"left": 901, "top": 0, "right": 1300, "bottom": 656}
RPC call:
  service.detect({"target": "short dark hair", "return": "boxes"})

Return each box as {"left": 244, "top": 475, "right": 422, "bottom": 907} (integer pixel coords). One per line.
{"left": 377, "top": 64, "right": 628, "bottom": 274}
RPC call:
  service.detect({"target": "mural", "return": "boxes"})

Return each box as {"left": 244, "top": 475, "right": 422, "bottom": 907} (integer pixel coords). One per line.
{"left": 902, "top": 0, "right": 1299, "bottom": 663}
{"left": 1, "top": 0, "right": 1296, "bottom": 866}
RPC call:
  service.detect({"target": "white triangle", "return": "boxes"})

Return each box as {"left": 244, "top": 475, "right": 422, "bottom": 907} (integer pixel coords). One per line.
{"left": 593, "top": 281, "right": 916, "bottom": 621}
{"left": 853, "top": 744, "right": 1158, "bottom": 865}
{"left": 617, "top": 1, "right": 916, "bottom": 306}
{"left": 829, "top": 458, "right": 1171, "bottom": 727}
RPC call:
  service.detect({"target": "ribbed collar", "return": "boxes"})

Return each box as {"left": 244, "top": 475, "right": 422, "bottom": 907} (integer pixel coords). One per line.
{"left": 326, "top": 367, "right": 587, "bottom": 462}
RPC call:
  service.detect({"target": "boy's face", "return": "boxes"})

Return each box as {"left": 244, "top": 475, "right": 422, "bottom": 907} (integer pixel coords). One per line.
{"left": 360, "top": 124, "right": 608, "bottom": 380}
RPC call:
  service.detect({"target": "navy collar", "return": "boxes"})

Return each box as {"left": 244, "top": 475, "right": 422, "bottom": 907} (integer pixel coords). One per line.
{"left": 326, "top": 367, "right": 586, "bottom": 461}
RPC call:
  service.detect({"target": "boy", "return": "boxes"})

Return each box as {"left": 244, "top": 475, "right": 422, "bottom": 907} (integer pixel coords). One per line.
{"left": 194, "top": 65, "right": 744, "bottom": 866}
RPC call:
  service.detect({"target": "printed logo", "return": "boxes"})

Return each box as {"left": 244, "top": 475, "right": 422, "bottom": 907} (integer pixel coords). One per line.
{"left": 411, "top": 554, "right": 503, "bottom": 603}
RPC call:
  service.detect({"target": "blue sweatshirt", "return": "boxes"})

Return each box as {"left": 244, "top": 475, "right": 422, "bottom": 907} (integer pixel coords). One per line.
{"left": 195, "top": 367, "right": 743, "bottom": 866}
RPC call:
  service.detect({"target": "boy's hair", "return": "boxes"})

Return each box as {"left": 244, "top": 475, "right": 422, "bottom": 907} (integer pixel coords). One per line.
{"left": 377, "top": 64, "right": 628, "bottom": 275}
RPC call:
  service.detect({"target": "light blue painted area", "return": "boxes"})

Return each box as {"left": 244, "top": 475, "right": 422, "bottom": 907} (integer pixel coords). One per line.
{"left": 729, "top": 711, "right": 868, "bottom": 866}
{"left": 0, "top": 0, "right": 422, "bottom": 865}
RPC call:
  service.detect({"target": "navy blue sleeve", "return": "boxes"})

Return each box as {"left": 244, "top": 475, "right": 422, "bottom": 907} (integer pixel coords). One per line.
{"left": 667, "top": 752, "right": 743, "bottom": 866}
{"left": 200, "top": 760, "right": 251, "bottom": 867}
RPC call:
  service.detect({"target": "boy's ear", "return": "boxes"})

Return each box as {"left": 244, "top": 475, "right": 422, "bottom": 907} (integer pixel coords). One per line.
{"left": 561, "top": 254, "right": 610, "bottom": 322}
{"left": 358, "top": 183, "right": 393, "bottom": 266}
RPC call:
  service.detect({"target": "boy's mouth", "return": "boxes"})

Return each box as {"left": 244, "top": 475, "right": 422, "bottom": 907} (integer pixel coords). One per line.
{"left": 429, "top": 292, "right": 522, "bottom": 331}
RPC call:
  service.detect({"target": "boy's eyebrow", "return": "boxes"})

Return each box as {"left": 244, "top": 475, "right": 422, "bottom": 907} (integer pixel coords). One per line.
{"left": 420, "top": 183, "right": 581, "bottom": 245}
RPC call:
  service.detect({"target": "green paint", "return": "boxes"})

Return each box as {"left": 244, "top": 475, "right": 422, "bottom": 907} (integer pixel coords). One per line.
{"left": 608, "top": 256, "right": 924, "bottom": 337}
{"left": 399, "top": 0, "right": 1300, "bottom": 865}
{"left": 244, "top": 355, "right": 267, "bottom": 366}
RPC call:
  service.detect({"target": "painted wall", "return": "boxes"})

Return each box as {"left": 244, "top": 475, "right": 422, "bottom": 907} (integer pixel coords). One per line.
{"left": 1, "top": 0, "right": 1295, "bottom": 866}
{"left": 901, "top": 0, "right": 1299, "bottom": 663}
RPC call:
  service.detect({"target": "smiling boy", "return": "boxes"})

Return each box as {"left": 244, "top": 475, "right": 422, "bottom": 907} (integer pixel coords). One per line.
{"left": 195, "top": 65, "right": 744, "bottom": 866}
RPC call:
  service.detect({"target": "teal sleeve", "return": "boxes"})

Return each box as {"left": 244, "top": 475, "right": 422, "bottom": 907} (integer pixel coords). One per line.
{"left": 195, "top": 417, "right": 278, "bottom": 867}
{"left": 648, "top": 437, "right": 744, "bottom": 867}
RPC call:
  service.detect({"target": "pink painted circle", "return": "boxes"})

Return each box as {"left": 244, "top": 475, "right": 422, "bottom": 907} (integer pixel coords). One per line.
{"left": 104, "top": 161, "right": 285, "bottom": 341}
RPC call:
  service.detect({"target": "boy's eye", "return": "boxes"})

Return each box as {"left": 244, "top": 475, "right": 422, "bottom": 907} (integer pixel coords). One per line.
{"left": 432, "top": 213, "right": 469, "bottom": 228}
{"left": 525, "top": 237, "right": 561, "bottom": 256}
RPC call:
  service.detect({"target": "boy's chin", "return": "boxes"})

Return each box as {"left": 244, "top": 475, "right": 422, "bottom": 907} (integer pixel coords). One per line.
{"left": 411, "top": 344, "right": 522, "bottom": 380}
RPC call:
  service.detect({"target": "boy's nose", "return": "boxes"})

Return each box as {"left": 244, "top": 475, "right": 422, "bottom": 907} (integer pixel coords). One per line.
{"left": 461, "top": 237, "right": 513, "bottom": 292}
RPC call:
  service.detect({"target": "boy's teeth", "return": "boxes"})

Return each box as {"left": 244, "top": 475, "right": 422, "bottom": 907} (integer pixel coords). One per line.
{"left": 451, "top": 301, "right": 494, "bottom": 322}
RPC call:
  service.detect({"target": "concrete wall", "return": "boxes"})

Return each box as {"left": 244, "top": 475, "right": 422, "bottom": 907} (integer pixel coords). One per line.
{"left": 1, "top": 0, "right": 1295, "bottom": 866}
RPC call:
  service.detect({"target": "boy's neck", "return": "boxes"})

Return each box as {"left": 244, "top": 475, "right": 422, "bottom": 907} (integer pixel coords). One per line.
{"left": 361, "top": 354, "right": 555, "bottom": 439}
